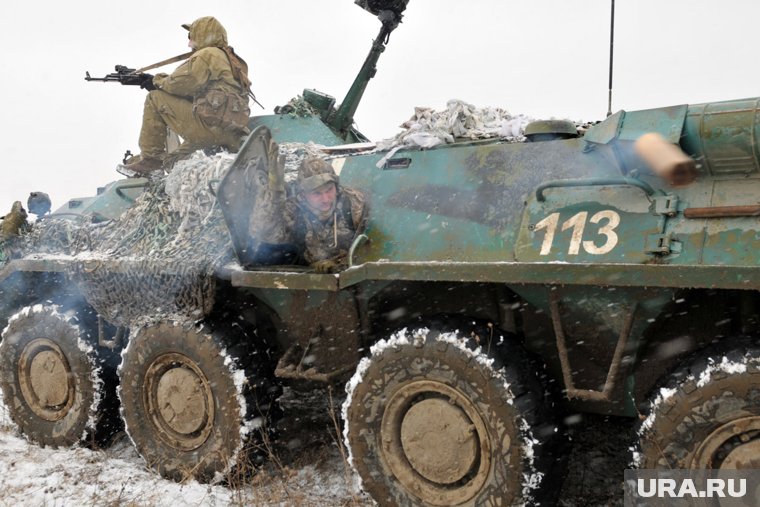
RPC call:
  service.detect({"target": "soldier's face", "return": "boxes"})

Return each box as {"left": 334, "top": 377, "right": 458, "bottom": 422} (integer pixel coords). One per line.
{"left": 303, "top": 182, "right": 337, "bottom": 212}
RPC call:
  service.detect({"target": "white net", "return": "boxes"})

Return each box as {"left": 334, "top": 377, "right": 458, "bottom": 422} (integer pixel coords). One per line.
{"left": 10, "top": 152, "right": 238, "bottom": 327}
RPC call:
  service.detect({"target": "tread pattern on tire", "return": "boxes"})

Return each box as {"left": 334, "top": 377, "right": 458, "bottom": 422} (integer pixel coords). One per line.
{"left": 343, "top": 325, "right": 560, "bottom": 506}
{"left": 0, "top": 304, "right": 108, "bottom": 447}
{"left": 118, "top": 319, "right": 277, "bottom": 483}
{"left": 635, "top": 339, "right": 760, "bottom": 468}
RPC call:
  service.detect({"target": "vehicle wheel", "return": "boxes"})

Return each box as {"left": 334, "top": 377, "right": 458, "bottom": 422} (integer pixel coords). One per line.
{"left": 118, "top": 320, "right": 275, "bottom": 482}
{"left": 635, "top": 341, "right": 760, "bottom": 469}
{"left": 0, "top": 304, "right": 111, "bottom": 446}
{"left": 343, "top": 325, "right": 560, "bottom": 506}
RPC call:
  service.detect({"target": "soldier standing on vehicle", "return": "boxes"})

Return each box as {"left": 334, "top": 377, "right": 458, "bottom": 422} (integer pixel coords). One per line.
{"left": 258, "top": 156, "right": 368, "bottom": 273}
{"left": 119, "top": 16, "right": 252, "bottom": 176}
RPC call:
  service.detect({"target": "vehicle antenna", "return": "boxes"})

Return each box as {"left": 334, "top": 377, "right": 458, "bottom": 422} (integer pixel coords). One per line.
{"left": 606, "top": 0, "right": 616, "bottom": 117}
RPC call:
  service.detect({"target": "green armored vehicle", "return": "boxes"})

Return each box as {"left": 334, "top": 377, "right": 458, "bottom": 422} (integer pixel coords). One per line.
{"left": 2, "top": 1, "right": 760, "bottom": 505}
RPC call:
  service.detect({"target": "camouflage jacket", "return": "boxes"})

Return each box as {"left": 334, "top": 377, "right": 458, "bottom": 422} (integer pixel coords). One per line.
{"left": 255, "top": 186, "right": 368, "bottom": 266}
{"left": 284, "top": 187, "right": 368, "bottom": 265}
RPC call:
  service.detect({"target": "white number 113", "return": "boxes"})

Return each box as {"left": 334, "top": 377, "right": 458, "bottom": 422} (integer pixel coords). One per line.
{"left": 533, "top": 210, "right": 620, "bottom": 255}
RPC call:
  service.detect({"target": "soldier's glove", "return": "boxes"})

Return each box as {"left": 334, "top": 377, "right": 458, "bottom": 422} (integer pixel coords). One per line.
{"left": 311, "top": 259, "right": 338, "bottom": 274}
{"left": 139, "top": 73, "right": 156, "bottom": 91}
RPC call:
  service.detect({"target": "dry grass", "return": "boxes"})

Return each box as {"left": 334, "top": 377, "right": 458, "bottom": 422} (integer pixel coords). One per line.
{"left": 227, "top": 389, "right": 372, "bottom": 507}
{"left": 153, "top": 387, "right": 374, "bottom": 506}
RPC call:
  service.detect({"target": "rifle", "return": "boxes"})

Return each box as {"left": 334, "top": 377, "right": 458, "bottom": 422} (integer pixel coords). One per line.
{"left": 84, "top": 65, "right": 152, "bottom": 87}
{"left": 86, "top": 53, "right": 264, "bottom": 108}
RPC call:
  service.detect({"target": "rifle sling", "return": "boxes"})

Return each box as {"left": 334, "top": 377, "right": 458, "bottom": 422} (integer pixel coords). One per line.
{"left": 135, "top": 51, "right": 194, "bottom": 73}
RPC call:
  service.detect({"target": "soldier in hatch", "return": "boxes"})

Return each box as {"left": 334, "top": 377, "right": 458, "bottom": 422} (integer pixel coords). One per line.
{"left": 261, "top": 157, "right": 368, "bottom": 273}
{"left": 119, "top": 16, "right": 252, "bottom": 176}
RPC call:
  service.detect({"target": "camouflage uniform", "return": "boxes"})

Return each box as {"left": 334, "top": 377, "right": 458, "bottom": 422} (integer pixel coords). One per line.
{"left": 284, "top": 186, "right": 367, "bottom": 265}
{"left": 133, "top": 17, "right": 251, "bottom": 169}
{"left": 0, "top": 201, "right": 28, "bottom": 239}
{"left": 258, "top": 157, "right": 368, "bottom": 270}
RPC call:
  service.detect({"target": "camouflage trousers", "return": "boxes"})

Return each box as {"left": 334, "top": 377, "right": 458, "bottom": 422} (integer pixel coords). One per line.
{"left": 139, "top": 90, "right": 245, "bottom": 160}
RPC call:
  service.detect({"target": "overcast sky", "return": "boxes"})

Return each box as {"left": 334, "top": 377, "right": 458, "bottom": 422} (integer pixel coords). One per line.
{"left": 2, "top": 0, "right": 759, "bottom": 213}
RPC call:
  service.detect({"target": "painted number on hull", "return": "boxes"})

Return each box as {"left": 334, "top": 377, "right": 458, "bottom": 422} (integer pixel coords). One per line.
{"left": 534, "top": 210, "right": 620, "bottom": 255}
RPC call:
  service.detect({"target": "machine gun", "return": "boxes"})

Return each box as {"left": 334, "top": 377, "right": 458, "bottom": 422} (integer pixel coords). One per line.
{"left": 84, "top": 65, "right": 153, "bottom": 88}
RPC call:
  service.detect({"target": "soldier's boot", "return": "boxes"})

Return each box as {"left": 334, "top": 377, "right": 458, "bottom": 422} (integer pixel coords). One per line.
{"left": 162, "top": 141, "right": 224, "bottom": 171}
{"left": 116, "top": 154, "right": 164, "bottom": 178}
{"left": 162, "top": 142, "right": 197, "bottom": 171}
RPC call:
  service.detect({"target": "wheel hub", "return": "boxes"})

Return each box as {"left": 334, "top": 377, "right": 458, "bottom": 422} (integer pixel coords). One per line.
{"left": 145, "top": 353, "right": 215, "bottom": 451}
{"left": 692, "top": 416, "right": 760, "bottom": 469}
{"left": 156, "top": 367, "right": 209, "bottom": 435}
{"left": 18, "top": 339, "right": 74, "bottom": 421}
{"left": 400, "top": 398, "right": 478, "bottom": 484}
{"left": 380, "top": 380, "right": 494, "bottom": 506}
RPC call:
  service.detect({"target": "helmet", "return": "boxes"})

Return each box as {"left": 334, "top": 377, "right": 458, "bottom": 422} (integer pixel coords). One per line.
{"left": 297, "top": 157, "right": 338, "bottom": 193}
{"left": 27, "top": 191, "right": 52, "bottom": 216}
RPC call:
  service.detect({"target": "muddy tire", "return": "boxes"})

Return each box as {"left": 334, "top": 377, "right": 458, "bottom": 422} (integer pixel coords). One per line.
{"left": 343, "top": 325, "right": 560, "bottom": 506}
{"left": 0, "top": 305, "right": 111, "bottom": 447}
{"left": 636, "top": 341, "right": 760, "bottom": 469}
{"left": 118, "top": 320, "right": 275, "bottom": 482}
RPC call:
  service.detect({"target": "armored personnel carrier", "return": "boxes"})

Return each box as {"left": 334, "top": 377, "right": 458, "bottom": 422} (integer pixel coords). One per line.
{"left": 2, "top": 1, "right": 760, "bottom": 505}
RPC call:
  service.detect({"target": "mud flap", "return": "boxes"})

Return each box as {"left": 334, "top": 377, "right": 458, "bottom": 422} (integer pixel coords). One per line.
{"left": 273, "top": 291, "right": 361, "bottom": 384}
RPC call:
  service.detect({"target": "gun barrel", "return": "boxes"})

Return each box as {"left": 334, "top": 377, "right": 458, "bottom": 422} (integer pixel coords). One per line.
{"left": 84, "top": 66, "right": 140, "bottom": 84}
{"left": 84, "top": 72, "right": 120, "bottom": 82}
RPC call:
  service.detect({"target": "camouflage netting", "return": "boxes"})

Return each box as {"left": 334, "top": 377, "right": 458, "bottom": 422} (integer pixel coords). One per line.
{"left": 0, "top": 153, "right": 236, "bottom": 327}
{"left": 0, "top": 238, "right": 22, "bottom": 265}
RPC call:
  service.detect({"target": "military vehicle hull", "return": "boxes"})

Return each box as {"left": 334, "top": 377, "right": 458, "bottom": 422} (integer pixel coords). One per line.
{"left": 3, "top": 95, "right": 760, "bottom": 504}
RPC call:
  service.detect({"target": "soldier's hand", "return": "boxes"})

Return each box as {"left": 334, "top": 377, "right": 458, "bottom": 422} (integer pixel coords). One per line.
{"left": 311, "top": 259, "right": 338, "bottom": 273}
{"left": 266, "top": 138, "right": 285, "bottom": 192}
{"left": 139, "top": 73, "right": 156, "bottom": 91}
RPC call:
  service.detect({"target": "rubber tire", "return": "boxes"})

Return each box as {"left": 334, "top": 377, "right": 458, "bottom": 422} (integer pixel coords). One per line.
{"left": 343, "top": 326, "right": 560, "bottom": 506}
{"left": 118, "top": 320, "right": 271, "bottom": 483}
{"left": 636, "top": 341, "right": 760, "bottom": 468}
{"left": 0, "top": 305, "right": 106, "bottom": 447}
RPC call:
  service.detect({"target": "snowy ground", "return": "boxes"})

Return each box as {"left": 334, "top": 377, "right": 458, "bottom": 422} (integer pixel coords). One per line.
{"left": 0, "top": 390, "right": 374, "bottom": 507}
{"left": 0, "top": 386, "right": 629, "bottom": 506}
